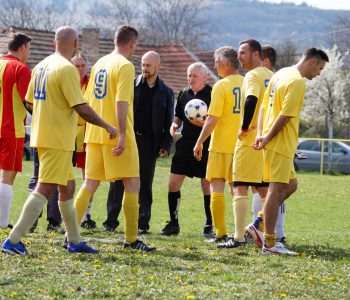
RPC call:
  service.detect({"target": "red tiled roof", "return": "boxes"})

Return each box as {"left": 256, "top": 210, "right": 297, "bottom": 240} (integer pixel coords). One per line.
{"left": 0, "top": 27, "right": 218, "bottom": 93}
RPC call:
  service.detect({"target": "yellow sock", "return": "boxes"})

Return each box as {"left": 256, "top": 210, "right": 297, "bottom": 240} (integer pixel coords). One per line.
{"left": 59, "top": 199, "right": 80, "bottom": 244}
{"left": 264, "top": 233, "right": 276, "bottom": 248}
{"left": 261, "top": 197, "right": 266, "bottom": 207}
{"left": 257, "top": 211, "right": 264, "bottom": 231}
{"left": 122, "top": 192, "right": 139, "bottom": 243}
{"left": 74, "top": 188, "right": 92, "bottom": 223}
{"left": 233, "top": 196, "right": 248, "bottom": 241}
{"left": 210, "top": 192, "right": 226, "bottom": 238}
{"left": 10, "top": 192, "right": 47, "bottom": 244}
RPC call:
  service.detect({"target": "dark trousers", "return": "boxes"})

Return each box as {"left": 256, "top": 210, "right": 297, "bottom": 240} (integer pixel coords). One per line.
{"left": 104, "top": 134, "right": 157, "bottom": 230}
{"left": 30, "top": 148, "right": 61, "bottom": 225}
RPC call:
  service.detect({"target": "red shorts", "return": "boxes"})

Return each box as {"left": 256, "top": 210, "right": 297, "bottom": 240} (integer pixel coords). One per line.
{"left": 75, "top": 147, "right": 86, "bottom": 169}
{"left": 0, "top": 137, "right": 24, "bottom": 172}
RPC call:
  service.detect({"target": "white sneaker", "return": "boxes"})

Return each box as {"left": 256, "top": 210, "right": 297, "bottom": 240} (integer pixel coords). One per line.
{"left": 246, "top": 223, "right": 264, "bottom": 248}
{"left": 262, "top": 242, "right": 298, "bottom": 256}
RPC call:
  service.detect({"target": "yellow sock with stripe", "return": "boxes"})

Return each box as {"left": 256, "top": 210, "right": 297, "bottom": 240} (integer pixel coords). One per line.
{"left": 210, "top": 192, "right": 226, "bottom": 238}
{"left": 9, "top": 192, "right": 47, "bottom": 244}
{"left": 257, "top": 211, "right": 264, "bottom": 231}
{"left": 264, "top": 233, "right": 276, "bottom": 248}
{"left": 233, "top": 196, "right": 248, "bottom": 241}
{"left": 74, "top": 188, "right": 92, "bottom": 223}
{"left": 122, "top": 192, "right": 139, "bottom": 243}
{"left": 59, "top": 199, "right": 80, "bottom": 244}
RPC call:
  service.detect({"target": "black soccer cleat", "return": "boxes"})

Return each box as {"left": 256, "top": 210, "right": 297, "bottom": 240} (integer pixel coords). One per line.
{"left": 159, "top": 221, "right": 180, "bottom": 236}
{"left": 123, "top": 239, "right": 156, "bottom": 252}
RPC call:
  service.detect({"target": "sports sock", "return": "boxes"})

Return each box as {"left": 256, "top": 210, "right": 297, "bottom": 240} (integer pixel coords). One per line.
{"left": 9, "top": 192, "right": 47, "bottom": 244}
{"left": 82, "top": 196, "right": 94, "bottom": 222}
{"left": 253, "top": 211, "right": 264, "bottom": 231}
{"left": 233, "top": 196, "right": 248, "bottom": 241}
{"left": 168, "top": 191, "right": 180, "bottom": 225}
{"left": 203, "top": 194, "right": 212, "bottom": 226}
{"left": 264, "top": 233, "right": 276, "bottom": 248}
{"left": 123, "top": 192, "right": 139, "bottom": 243}
{"left": 59, "top": 199, "right": 80, "bottom": 244}
{"left": 74, "top": 188, "right": 92, "bottom": 223}
{"left": 210, "top": 192, "right": 226, "bottom": 238}
{"left": 0, "top": 183, "right": 13, "bottom": 228}
{"left": 252, "top": 192, "right": 262, "bottom": 221}
{"left": 275, "top": 203, "right": 286, "bottom": 240}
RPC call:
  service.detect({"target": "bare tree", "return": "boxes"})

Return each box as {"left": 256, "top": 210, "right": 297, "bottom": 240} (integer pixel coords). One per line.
{"left": 275, "top": 40, "right": 298, "bottom": 70}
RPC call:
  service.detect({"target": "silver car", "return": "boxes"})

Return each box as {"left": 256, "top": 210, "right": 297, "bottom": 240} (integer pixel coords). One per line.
{"left": 294, "top": 139, "right": 350, "bottom": 174}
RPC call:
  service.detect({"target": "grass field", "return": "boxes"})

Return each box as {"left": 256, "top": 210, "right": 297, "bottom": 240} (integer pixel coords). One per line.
{"left": 0, "top": 159, "right": 349, "bottom": 299}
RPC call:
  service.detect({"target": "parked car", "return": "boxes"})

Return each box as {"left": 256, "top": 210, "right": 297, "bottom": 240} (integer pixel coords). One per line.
{"left": 294, "top": 139, "right": 350, "bottom": 174}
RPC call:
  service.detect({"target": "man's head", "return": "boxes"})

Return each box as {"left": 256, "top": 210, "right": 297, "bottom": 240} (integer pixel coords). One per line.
{"left": 298, "top": 47, "right": 329, "bottom": 80}
{"left": 187, "top": 62, "right": 209, "bottom": 93}
{"left": 214, "top": 46, "right": 239, "bottom": 78}
{"left": 262, "top": 45, "right": 277, "bottom": 71}
{"left": 8, "top": 32, "right": 32, "bottom": 63}
{"left": 54, "top": 26, "right": 78, "bottom": 60}
{"left": 238, "top": 39, "right": 262, "bottom": 71}
{"left": 141, "top": 51, "right": 160, "bottom": 81}
{"left": 114, "top": 25, "right": 138, "bottom": 59}
{"left": 72, "top": 52, "right": 88, "bottom": 81}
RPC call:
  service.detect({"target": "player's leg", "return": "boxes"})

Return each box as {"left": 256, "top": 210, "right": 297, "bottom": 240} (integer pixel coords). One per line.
{"left": 233, "top": 185, "right": 249, "bottom": 242}
{"left": 200, "top": 178, "right": 213, "bottom": 237}
{"left": 103, "top": 180, "right": 123, "bottom": 231}
{"left": 209, "top": 178, "right": 227, "bottom": 240}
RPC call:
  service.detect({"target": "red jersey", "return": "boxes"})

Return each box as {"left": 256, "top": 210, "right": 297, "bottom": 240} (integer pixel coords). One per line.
{"left": 0, "top": 55, "right": 31, "bottom": 138}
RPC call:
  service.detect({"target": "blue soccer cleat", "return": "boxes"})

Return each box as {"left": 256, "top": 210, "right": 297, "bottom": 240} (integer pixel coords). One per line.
{"left": 67, "top": 241, "right": 99, "bottom": 254}
{"left": 2, "top": 238, "right": 30, "bottom": 255}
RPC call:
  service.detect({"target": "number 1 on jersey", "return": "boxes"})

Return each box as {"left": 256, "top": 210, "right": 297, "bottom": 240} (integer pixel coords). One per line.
{"left": 34, "top": 67, "right": 49, "bottom": 101}
{"left": 232, "top": 87, "right": 241, "bottom": 114}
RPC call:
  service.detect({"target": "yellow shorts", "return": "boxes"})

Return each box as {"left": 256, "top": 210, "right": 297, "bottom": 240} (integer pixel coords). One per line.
{"left": 232, "top": 143, "right": 263, "bottom": 183}
{"left": 37, "top": 148, "right": 74, "bottom": 186}
{"left": 85, "top": 143, "right": 139, "bottom": 181}
{"left": 206, "top": 151, "right": 233, "bottom": 183}
{"left": 263, "top": 148, "right": 296, "bottom": 184}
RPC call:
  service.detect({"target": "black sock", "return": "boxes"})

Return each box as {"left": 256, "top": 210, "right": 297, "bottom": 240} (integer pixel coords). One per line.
{"left": 204, "top": 194, "right": 212, "bottom": 226}
{"left": 168, "top": 191, "right": 181, "bottom": 225}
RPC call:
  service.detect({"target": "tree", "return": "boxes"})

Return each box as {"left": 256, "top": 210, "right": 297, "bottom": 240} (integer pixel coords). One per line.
{"left": 303, "top": 45, "right": 350, "bottom": 171}
{"left": 275, "top": 40, "right": 298, "bottom": 70}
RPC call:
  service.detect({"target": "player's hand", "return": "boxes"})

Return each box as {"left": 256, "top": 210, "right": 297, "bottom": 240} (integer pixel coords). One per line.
{"left": 193, "top": 143, "right": 203, "bottom": 161}
{"left": 190, "top": 118, "right": 205, "bottom": 127}
{"left": 159, "top": 149, "right": 169, "bottom": 158}
{"left": 238, "top": 126, "right": 256, "bottom": 139}
{"left": 106, "top": 125, "right": 117, "bottom": 140}
{"left": 112, "top": 134, "right": 125, "bottom": 156}
{"left": 252, "top": 135, "right": 268, "bottom": 150}
{"left": 170, "top": 123, "right": 179, "bottom": 139}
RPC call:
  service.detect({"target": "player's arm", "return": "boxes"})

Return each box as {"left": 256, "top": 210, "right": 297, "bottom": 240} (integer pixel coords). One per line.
{"left": 74, "top": 103, "right": 117, "bottom": 140}
{"left": 170, "top": 116, "right": 182, "bottom": 139}
{"left": 160, "top": 88, "right": 175, "bottom": 157}
{"left": 193, "top": 115, "right": 219, "bottom": 161}
{"left": 112, "top": 101, "right": 128, "bottom": 156}
{"left": 238, "top": 95, "right": 258, "bottom": 138}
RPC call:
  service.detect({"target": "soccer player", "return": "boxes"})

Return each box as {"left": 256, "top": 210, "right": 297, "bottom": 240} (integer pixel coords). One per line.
{"left": 193, "top": 47, "right": 243, "bottom": 246}
{"left": 73, "top": 25, "right": 156, "bottom": 251}
{"left": 228, "top": 39, "right": 273, "bottom": 248}
{"left": 160, "top": 62, "right": 213, "bottom": 237}
{"left": 0, "top": 32, "right": 31, "bottom": 230}
{"left": 253, "top": 47, "right": 329, "bottom": 255}
{"left": 72, "top": 52, "right": 96, "bottom": 229}
{"left": 2, "top": 26, "right": 117, "bottom": 255}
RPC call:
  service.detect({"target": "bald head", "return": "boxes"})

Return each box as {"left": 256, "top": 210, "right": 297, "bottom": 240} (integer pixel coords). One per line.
{"left": 55, "top": 26, "right": 77, "bottom": 43}
{"left": 141, "top": 51, "right": 160, "bottom": 84}
{"left": 54, "top": 26, "right": 78, "bottom": 60}
{"left": 142, "top": 51, "right": 160, "bottom": 65}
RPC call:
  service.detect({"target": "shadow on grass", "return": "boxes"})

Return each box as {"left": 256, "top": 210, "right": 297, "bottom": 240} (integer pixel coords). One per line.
{"left": 294, "top": 244, "right": 350, "bottom": 260}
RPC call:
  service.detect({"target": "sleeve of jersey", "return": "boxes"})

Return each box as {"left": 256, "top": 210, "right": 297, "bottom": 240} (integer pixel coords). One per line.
{"left": 116, "top": 63, "right": 135, "bottom": 103}
{"left": 245, "top": 72, "right": 260, "bottom": 98}
{"left": 25, "top": 68, "right": 36, "bottom": 104}
{"left": 208, "top": 82, "right": 225, "bottom": 117}
{"left": 174, "top": 91, "right": 184, "bottom": 119}
{"left": 62, "top": 66, "right": 86, "bottom": 107}
{"left": 16, "top": 65, "right": 31, "bottom": 102}
{"left": 280, "top": 79, "right": 304, "bottom": 118}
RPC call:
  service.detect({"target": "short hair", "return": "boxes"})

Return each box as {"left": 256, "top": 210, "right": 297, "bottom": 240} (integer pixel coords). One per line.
{"left": 262, "top": 45, "right": 277, "bottom": 68}
{"left": 72, "top": 51, "right": 88, "bottom": 63}
{"left": 239, "top": 39, "right": 262, "bottom": 58}
{"left": 8, "top": 32, "right": 32, "bottom": 52}
{"left": 214, "top": 46, "right": 239, "bottom": 69}
{"left": 187, "top": 62, "right": 209, "bottom": 76}
{"left": 303, "top": 47, "right": 329, "bottom": 63}
{"left": 115, "top": 25, "right": 138, "bottom": 46}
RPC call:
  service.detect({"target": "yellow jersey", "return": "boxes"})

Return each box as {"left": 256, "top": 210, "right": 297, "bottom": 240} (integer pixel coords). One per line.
{"left": 208, "top": 74, "right": 244, "bottom": 153}
{"left": 239, "top": 66, "right": 273, "bottom": 146}
{"left": 84, "top": 52, "right": 136, "bottom": 148}
{"left": 26, "top": 53, "right": 86, "bottom": 151}
{"left": 263, "top": 66, "right": 306, "bottom": 158}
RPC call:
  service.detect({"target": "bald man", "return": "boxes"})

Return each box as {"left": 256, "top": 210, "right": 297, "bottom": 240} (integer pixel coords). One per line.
{"left": 103, "top": 51, "right": 174, "bottom": 234}
{"left": 2, "top": 26, "right": 117, "bottom": 255}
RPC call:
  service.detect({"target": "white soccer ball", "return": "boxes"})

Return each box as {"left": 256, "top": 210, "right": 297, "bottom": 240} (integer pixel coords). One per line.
{"left": 184, "top": 99, "right": 208, "bottom": 121}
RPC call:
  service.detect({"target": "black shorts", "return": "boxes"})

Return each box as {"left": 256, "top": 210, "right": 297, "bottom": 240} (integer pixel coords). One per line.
{"left": 171, "top": 138, "right": 209, "bottom": 178}
{"left": 233, "top": 181, "right": 269, "bottom": 188}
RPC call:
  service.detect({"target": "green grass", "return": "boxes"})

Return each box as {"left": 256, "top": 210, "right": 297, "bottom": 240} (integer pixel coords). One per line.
{"left": 0, "top": 159, "right": 349, "bottom": 299}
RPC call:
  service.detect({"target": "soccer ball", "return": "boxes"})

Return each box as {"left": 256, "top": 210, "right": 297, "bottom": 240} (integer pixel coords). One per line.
{"left": 184, "top": 99, "right": 208, "bottom": 121}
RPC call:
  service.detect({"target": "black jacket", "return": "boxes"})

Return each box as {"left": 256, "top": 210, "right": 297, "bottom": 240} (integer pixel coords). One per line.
{"left": 134, "top": 74, "right": 174, "bottom": 155}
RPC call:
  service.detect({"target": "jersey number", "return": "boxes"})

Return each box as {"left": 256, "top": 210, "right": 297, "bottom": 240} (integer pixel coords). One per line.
{"left": 34, "top": 68, "right": 49, "bottom": 100}
{"left": 94, "top": 69, "right": 108, "bottom": 99}
{"left": 232, "top": 87, "right": 241, "bottom": 114}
